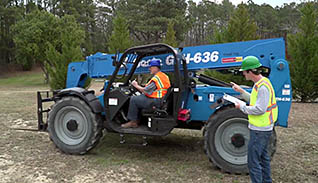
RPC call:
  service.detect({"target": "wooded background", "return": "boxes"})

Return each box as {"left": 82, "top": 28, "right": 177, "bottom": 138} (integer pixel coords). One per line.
{"left": 0, "top": 0, "right": 304, "bottom": 66}
{"left": 0, "top": 0, "right": 317, "bottom": 101}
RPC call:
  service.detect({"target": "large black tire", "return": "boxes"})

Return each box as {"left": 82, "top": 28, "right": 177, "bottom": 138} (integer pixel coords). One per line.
{"left": 204, "top": 108, "right": 276, "bottom": 174}
{"left": 48, "top": 97, "right": 103, "bottom": 154}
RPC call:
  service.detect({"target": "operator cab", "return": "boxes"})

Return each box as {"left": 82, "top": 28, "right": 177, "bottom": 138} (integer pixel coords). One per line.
{"left": 103, "top": 44, "right": 189, "bottom": 136}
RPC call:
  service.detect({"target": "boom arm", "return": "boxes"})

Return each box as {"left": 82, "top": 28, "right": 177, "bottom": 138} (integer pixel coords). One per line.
{"left": 66, "top": 38, "right": 287, "bottom": 88}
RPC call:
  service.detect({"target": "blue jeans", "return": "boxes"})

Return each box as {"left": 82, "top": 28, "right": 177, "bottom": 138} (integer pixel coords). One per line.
{"left": 127, "top": 95, "right": 161, "bottom": 121}
{"left": 248, "top": 129, "right": 272, "bottom": 183}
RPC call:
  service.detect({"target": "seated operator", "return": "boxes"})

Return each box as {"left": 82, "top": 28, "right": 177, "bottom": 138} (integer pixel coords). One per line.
{"left": 121, "top": 59, "right": 171, "bottom": 128}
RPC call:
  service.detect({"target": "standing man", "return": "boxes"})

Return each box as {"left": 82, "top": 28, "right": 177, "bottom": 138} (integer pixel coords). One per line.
{"left": 231, "top": 56, "right": 278, "bottom": 183}
{"left": 121, "top": 58, "right": 171, "bottom": 128}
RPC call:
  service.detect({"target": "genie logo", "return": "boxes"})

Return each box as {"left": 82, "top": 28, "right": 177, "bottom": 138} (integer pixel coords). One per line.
{"left": 137, "top": 57, "right": 163, "bottom": 68}
{"left": 165, "top": 55, "right": 174, "bottom": 65}
{"left": 165, "top": 51, "right": 220, "bottom": 65}
{"left": 184, "top": 51, "right": 219, "bottom": 63}
{"left": 136, "top": 51, "right": 220, "bottom": 68}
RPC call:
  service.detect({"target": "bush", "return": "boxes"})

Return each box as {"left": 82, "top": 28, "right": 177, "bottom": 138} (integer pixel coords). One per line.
{"left": 287, "top": 3, "right": 318, "bottom": 102}
{"left": 45, "top": 15, "right": 85, "bottom": 90}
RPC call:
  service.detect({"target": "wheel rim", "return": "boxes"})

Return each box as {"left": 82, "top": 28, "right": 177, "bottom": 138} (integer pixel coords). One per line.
{"left": 214, "top": 117, "right": 249, "bottom": 165}
{"left": 54, "top": 106, "right": 89, "bottom": 146}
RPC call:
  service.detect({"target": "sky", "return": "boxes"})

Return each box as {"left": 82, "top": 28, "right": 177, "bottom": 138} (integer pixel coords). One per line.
{"left": 192, "top": 0, "right": 305, "bottom": 7}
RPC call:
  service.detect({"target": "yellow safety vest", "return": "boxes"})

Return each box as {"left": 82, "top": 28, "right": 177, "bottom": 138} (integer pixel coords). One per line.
{"left": 249, "top": 77, "right": 278, "bottom": 127}
{"left": 145, "top": 71, "right": 171, "bottom": 98}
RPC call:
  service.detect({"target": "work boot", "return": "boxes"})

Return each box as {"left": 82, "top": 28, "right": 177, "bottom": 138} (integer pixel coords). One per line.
{"left": 121, "top": 121, "right": 138, "bottom": 128}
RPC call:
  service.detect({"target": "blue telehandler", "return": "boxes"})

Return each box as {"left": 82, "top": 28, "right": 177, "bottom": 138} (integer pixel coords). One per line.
{"left": 37, "top": 38, "right": 292, "bottom": 173}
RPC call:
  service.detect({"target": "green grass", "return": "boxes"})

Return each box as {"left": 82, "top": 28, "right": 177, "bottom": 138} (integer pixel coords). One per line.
{"left": 0, "top": 72, "right": 46, "bottom": 87}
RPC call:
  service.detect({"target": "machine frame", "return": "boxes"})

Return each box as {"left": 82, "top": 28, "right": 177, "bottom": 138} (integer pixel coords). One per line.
{"left": 37, "top": 38, "right": 292, "bottom": 174}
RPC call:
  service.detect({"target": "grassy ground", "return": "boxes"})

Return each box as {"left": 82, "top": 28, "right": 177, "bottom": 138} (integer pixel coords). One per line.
{"left": 0, "top": 69, "right": 46, "bottom": 87}
{"left": 0, "top": 71, "right": 317, "bottom": 182}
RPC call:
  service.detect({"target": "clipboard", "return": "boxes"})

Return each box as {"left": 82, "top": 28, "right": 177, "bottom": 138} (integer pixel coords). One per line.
{"left": 223, "top": 93, "right": 246, "bottom": 106}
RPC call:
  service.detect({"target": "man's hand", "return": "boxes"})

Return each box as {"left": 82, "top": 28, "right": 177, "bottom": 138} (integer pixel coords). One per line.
{"left": 131, "top": 80, "right": 139, "bottom": 87}
{"left": 131, "top": 80, "right": 145, "bottom": 93}
{"left": 231, "top": 82, "right": 244, "bottom": 94}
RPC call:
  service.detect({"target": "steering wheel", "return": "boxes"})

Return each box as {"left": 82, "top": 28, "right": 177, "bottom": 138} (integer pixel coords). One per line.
{"left": 128, "top": 80, "right": 139, "bottom": 95}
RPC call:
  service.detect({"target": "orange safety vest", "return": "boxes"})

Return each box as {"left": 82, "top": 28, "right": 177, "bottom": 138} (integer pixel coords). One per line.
{"left": 145, "top": 71, "right": 171, "bottom": 98}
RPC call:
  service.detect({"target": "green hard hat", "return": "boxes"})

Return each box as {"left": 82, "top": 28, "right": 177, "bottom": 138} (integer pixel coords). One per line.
{"left": 239, "top": 56, "right": 262, "bottom": 71}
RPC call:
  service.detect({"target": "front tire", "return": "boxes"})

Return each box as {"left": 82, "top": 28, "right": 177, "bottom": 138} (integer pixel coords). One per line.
{"left": 48, "top": 97, "right": 103, "bottom": 154}
{"left": 204, "top": 108, "right": 276, "bottom": 174}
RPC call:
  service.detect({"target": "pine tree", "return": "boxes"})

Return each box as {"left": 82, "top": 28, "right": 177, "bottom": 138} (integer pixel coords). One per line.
{"left": 56, "top": 0, "right": 97, "bottom": 54}
{"left": 210, "top": 3, "right": 258, "bottom": 44}
{"left": 45, "top": 15, "right": 85, "bottom": 90}
{"left": 0, "top": 2, "right": 24, "bottom": 66}
{"left": 116, "top": 0, "right": 188, "bottom": 44}
{"left": 287, "top": 2, "right": 318, "bottom": 102}
{"left": 226, "top": 4, "right": 258, "bottom": 42}
{"left": 13, "top": 10, "right": 61, "bottom": 72}
{"left": 108, "top": 14, "right": 132, "bottom": 53}
{"left": 163, "top": 21, "right": 178, "bottom": 47}
{"left": 206, "top": 3, "right": 258, "bottom": 86}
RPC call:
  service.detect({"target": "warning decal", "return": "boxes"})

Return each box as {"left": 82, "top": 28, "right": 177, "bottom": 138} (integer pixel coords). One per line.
{"left": 222, "top": 56, "right": 243, "bottom": 63}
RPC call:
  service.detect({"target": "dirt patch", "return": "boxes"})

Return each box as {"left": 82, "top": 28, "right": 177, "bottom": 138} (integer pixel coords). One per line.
{"left": 0, "top": 86, "right": 317, "bottom": 182}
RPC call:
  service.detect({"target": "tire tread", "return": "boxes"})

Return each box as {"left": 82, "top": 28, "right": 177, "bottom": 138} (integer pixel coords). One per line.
{"left": 48, "top": 97, "right": 103, "bottom": 155}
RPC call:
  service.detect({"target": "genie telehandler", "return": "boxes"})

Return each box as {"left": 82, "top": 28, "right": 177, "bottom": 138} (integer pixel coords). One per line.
{"left": 37, "top": 38, "right": 292, "bottom": 173}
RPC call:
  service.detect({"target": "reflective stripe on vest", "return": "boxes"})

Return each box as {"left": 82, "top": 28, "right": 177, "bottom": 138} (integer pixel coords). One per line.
{"left": 249, "top": 77, "right": 278, "bottom": 127}
{"left": 145, "top": 71, "right": 171, "bottom": 98}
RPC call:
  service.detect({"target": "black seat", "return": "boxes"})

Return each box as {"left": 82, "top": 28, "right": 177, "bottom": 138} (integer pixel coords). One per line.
{"left": 141, "top": 87, "right": 173, "bottom": 117}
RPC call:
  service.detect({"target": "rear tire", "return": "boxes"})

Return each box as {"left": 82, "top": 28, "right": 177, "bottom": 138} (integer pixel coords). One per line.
{"left": 204, "top": 108, "right": 276, "bottom": 174}
{"left": 48, "top": 97, "right": 103, "bottom": 154}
